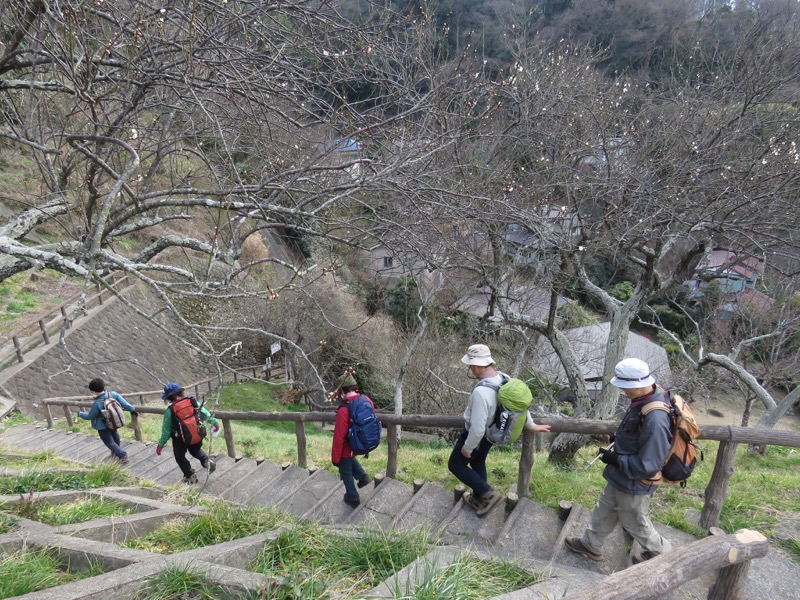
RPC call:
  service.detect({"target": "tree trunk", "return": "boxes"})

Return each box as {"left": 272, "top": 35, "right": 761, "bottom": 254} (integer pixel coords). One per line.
{"left": 701, "top": 440, "right": 738, "bottom": 530}
{"left": 748, "top": 385, "right": 800, "bottom": 453}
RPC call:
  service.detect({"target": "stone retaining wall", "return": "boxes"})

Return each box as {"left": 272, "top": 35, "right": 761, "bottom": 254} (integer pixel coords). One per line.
{"left": 0, "top": 285, "right": 213, "bottom": 417}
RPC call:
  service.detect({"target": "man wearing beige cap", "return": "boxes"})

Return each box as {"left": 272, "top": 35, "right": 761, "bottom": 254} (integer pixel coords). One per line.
{"left": 449, "top": 344, "right": 550, "bottom": 517}
{"left": 565, "top": 357, "right": 673, "bottom": 564}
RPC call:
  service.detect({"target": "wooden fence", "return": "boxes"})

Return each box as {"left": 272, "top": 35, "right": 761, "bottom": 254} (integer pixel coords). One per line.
{"left": 0, "top": 274, "right": 133, "bottom": 369}
{"left": 37, "top": 392, "right": 783, "bottom": 600}
{"left": 40, "top": 392, "right": 800, "bottom": 501}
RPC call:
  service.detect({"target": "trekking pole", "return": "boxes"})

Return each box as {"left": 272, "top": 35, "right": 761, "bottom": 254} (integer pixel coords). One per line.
{"left": 585, "top": 441, "right": 614, "bottom": 470}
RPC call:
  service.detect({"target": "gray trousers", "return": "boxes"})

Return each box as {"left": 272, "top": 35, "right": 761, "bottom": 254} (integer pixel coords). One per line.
{"left": 581, "top": 482, "right": 672, "bottom": 555}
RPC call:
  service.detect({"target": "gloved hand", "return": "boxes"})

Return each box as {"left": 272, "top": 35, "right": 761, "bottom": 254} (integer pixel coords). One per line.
{"left": 211, "top": 424, "right": 221, "bottom": 438}
{"left": 598, "top": 447, "right": 619, "bottom": 466}
{"left": 608, "top": 434, "right": 615, "bottom": 445}
{"left": 156, "top": 445, "right": 163, "bottom": 456}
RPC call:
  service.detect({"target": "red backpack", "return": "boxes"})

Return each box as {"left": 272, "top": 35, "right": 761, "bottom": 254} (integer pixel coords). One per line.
{"left": 171, "top": 397, "right": 207, "bottom": 445}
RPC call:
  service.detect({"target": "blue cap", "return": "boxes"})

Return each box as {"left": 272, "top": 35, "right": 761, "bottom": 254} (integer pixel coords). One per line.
{"left": 161, "top": 382, "right": 181, "bottom": 400}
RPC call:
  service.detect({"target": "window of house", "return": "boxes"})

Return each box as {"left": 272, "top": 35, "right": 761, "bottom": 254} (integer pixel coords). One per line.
{"left": 383, "top": 256, "right": 393, "bottom": 269}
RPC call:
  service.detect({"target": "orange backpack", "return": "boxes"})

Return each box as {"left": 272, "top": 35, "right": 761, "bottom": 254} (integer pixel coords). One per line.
{"left": 641, "top": 390, "right": 702, "bottom": 487}
{"left": 171, "top": 397, "right": 207, "bottom": 445}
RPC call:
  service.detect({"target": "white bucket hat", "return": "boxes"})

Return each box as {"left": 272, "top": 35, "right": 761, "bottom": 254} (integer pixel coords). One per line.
{"left": 610, "top": 358, "right": 655, "bottom": 388}
{"left": 461, "top": 344, "right": 496, "bottom": 367}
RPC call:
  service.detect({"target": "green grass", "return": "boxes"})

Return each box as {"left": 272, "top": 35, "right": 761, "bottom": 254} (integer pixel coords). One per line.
{"left": 379, "top": 554, "right": 544, "bottom": 600}
{"left": 5, "top": 496, "right": 136, "bottom": 526}
{"left": 0, "top": 513, "right": 17, "bottom": 534}
{"left": 0, "top": 450, "right": 74, "bottom": 470}
{"left": 0, "top": 548, "right": 105, "bottom": 598}
{"left": 251, "top": 524, "right": 436, "bottom": 598}
{"left": 123, "top": 500, "right": 291, "bottom": 553}
{"left": 0, "top": 462, "right": 133, "bottom": 495}
{"left": 134, "top": 565, "right": 228, "bottom": 600}
{"left": 0, "top": 272, "right": 55, "bottom": 325}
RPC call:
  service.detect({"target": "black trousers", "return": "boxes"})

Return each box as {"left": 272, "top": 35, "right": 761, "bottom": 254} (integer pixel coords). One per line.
{"left": 171, "top": 435, "right": 209, "bottom": 477}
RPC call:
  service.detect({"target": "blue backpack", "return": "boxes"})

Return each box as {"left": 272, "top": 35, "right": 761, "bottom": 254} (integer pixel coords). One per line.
{"left": 346, "top": 395, "right": 382, "bottom": 456}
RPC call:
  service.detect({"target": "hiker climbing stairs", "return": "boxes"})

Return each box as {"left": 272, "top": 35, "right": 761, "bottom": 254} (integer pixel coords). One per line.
{"left": 1, "top": 423, "right": 797, "bottom": 599}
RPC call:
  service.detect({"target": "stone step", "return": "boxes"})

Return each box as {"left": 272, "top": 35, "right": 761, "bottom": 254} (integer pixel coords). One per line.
{"left": 204, "top": 457, "right": 258, "bottom": 497}
{"left": 247, "top": 464, "right": 309, "bottom": 507}
{"left": 301, "top": 479, "right": 351, "bottom": 524}
{"left": 2, "top": 426, "right": 64, "bottom": 451}
{"left": 549, "top": 502, "right": 629, "bottom": 575}
{"left": 347, "top": 477, "right": 414, "bottom": 530}
{"left": 494, "top": 497, "right": 564, "bottom": 562}
{"left": 276, "top": 468, "right": 341, "bottom": 517}
{"left": 58, "top": 434, "right": 106, "bottom": 462}
{"left": 221, "top": 460, "right": 283, "bottom": 504}
{"left": 391, "top": 482, "right": 455, "bottom": 531}
{"left": 489, "top": 562, "right": 605, "bottom": 599}
{"left": 438, "top": 492, "right": 509, "bottom": 550}
{"left": 0, "top": 423, "right": 42, "bottom": 446}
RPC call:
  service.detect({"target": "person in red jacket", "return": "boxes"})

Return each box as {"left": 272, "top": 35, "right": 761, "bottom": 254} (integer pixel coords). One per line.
{"left": 331, "top": 374, "right": 373, "bottom": 507}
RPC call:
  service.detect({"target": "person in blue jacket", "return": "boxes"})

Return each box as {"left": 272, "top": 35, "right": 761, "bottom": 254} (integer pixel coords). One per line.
{"left": 78, "top": 378, "right": 137, "bottom": 463}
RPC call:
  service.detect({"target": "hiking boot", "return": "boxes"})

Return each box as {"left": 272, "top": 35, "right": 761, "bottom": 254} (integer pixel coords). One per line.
{"left": 475, "top": 490, "right": 503, "bottom": 517}
{"left": 564, "top": 537, "right": 604, "bottom": 562}
{"left": 632, "top": 550, "right": 658, "bottom": 565}
{"left": 203, "top": 458, "right": 216, "bottom": 474}
{"left": 357, "top": 474, "right": 372, "bottom": 488}
{"left": 462, "top": 491, "right": 484, "bottom": 510}
{"left": 343, "top": 494, "right": 360, "bottom": 508}
{"left": 117, "top": 456, "right": 129, "bottom": 465}
{"left": 183, "top": 473, "right": 198, "bottom": 485}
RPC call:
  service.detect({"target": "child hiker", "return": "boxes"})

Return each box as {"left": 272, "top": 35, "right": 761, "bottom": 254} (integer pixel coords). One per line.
{"left": 156, "top": 382, "right": 220, "bottom": 484}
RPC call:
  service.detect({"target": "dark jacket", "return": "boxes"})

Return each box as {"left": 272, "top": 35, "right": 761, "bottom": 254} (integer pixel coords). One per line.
{"left": 604, "top": 386, "right": 673, "bottom": 495}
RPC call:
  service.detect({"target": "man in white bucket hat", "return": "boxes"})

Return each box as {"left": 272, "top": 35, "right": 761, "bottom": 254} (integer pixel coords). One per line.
{"left": 565, "top": 357, "right": 673, "bottom": 564}
{"left": 448, "top": 344, "right": 550, "bottom": 517}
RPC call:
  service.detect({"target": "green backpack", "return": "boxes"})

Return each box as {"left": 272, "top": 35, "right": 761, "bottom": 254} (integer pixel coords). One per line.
{"left": 478, "top": 376, "right": 533, "bottom": 444}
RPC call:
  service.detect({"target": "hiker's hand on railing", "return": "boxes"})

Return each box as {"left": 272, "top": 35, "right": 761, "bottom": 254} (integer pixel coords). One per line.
{"left": 156, "top": 445, "right": 163, "bottom": 456}
{"left": 527, "top": 423, "right": 551, "bottom": 433}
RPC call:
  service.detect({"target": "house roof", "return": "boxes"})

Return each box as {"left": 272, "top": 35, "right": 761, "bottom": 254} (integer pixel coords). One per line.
{"left": 452, "top": 285, "right": 567, "bottom": 324}
{"left": 728, "top": 287, "right": 775, "bottom": 313}
{"left": 531, "top": 322, "right": 672, "bottom": 388}
{"left": 698, "top": 250, "right": 764, "bottom": 280}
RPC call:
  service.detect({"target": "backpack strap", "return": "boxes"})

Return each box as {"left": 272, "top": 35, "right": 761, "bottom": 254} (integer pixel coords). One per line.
{"left": 640, "top": 401, "right": 671, "bottom": 417}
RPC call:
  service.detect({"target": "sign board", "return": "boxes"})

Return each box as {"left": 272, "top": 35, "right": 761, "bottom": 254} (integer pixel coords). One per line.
{"left": 270, "top": 342, "right": 282, "bottom": 355}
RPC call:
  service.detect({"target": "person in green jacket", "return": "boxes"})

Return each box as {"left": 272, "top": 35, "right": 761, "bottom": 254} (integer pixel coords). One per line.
{"left": 156, "top": 382, "right": 220, "bottom": 484}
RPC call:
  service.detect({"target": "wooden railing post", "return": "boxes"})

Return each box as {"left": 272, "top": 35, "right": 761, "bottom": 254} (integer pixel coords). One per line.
{"left": 702, "top": 439, "right": 738, "bottom": 529}
{"left": 12, "top": 336, "right": 24, "bottom": 363}
{"left": 131, "top": 411, "right": 143, "bottom": 442}
{"left": 295, "top": 420, "right": 307, "bottom": 469}
{"left": 62, "top": 405, "right": 74, "bottom": 427}
{"left": 517, "top": 429, "right": 535, "bottom": 498}
{"left": 96, "top": 283, "right": 104, "bottom": 304}
{"left": 38, "top": 320, "right": 50, "bottom": 345}
{"left": 222, "top": 418, "right": 236, "bottom": 458}
{"left": 44, "top": 404, "right": 53, "bottom": 428}
{"left": 386, "top": 423, "right": 398, "bottom": 479}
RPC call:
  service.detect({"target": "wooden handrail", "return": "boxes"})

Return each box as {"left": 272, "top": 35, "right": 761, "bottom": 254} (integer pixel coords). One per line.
{"left": 561, "top": 529, "right": 768, "bottom": 600}
{"left": 38, "top": 394, "right": 800, "bottom": 501}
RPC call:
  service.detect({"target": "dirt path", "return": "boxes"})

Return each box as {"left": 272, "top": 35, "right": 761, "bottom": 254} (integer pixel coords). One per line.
{"left": 692, "top": 394, "right": 800, "bottom": 433}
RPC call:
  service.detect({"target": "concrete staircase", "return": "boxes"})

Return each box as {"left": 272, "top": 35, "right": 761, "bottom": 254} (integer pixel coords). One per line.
{"left": 1, "top": 423, "right": 798, "bottom": 599}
